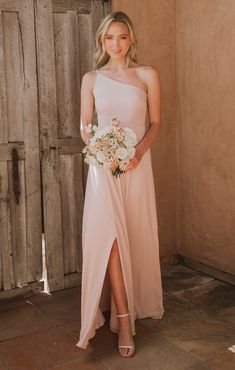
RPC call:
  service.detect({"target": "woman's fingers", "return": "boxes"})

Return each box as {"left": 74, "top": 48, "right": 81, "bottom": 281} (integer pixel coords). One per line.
{"left": 126, "top": 157, "right": 138, "bottom": 171}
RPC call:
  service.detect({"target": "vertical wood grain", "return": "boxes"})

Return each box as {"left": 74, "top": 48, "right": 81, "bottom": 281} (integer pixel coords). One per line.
{"left": 0, "top": 162, "right": 14, "bottom": 290}
{"left": 20, "top": 0, "right": 42, "bottom": 283}
{"left": 35, "top": 0, "right": 64, "bottom": 291}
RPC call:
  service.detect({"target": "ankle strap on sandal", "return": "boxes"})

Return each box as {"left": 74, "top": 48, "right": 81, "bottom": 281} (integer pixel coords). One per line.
{"left": 116, "top": 312, "right": 130, "bottom": 318}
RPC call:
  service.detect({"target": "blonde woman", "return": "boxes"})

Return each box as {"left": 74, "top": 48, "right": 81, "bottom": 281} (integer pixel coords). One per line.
{"left": 76, "top": 11, "right": 164, "bottom": 357}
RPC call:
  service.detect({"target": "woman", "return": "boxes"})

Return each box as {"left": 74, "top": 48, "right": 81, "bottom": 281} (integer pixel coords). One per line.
{"left": 76, "top": 11, "right": 164, "bottom": 357}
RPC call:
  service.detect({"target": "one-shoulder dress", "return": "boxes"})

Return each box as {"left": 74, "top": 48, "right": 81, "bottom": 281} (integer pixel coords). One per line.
{"left": 76, "top": 69, "right": 164, "bottom": 349}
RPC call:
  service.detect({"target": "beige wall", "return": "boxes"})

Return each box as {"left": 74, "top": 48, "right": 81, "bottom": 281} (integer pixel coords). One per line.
{"left": 113, "top": 0, "right": 177, "bottom": 258}
{"left": 112, "top": 0, "right": 235, "bottom": 275}
{"left": 176, "top": 0, "right": 235, "bottom": 274}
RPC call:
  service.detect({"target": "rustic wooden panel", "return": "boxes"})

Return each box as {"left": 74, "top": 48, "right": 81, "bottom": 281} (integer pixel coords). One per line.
{"left": 35, "top": 0, "right": 64, "bottom": 291}
{"left": 36, "top": 0, "right": 110, "bottom": 292}
{"left": 103, "top": 0, "right": 111, "bottom": 16}
{"left": 58, "top": 137, "right": 83, "bottom": 154}
{"left": 91, "top": 0, "right": 104, "bottom": 50}
{"left": 0, "top": 162, "right": 13, "bottom": 291}
{"left": 0, "top": 143, "right": 25, "bottom": 161}
{"left": 0, "top": 281, "right": 44, "bottom": 300}
{"left": 41, "top": 148, "right": 64, "bottom": 290}
{"left": 64, "top": 272, "right": 81, "bottom": 288}
{"left": 0, "top": 0, "right": 20, "bottom": 12}
{"left": 8, "top": 160, "right": 27, "bottom": 285}
{"left": 77, "top": 13, "right": 93, "bottom": 76}
{"left": 0, "top": 0, "right": 42, "bottom": 297}
{"left": 54, "top": 13, "right": 69, "bottom": 138}
{"left": 2, "top": 11, "right": 24, "bottom": 142}
{"left": 19, "top": 0, "right": 42, "bottom": 283}
{"left": 65, "top": 11, "right": 81, "bottom": 137}
{"left": 53, "top": 0, "right": 91, "bottom": 14}
{"left": 0, "top": 11, "right": 7, "bottom": 144}
{"left": 74, "top": 153, "right": 83, "bottom": 273}
{"left": 54, "top": 10, "right": 81, "bottom": 138}
{"left": 60, "top": 155, "right": 77, "bottom": 274}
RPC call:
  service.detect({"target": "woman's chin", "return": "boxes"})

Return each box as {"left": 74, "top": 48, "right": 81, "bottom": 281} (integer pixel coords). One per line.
{"left": 109, "top": 53, "right": 127, "bottom": 60}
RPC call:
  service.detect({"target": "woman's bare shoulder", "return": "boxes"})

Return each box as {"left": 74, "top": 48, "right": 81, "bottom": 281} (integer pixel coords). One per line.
{"left": 135, "top": 64, "right": 160, "bottom": 80}
{"left": 82, "top": 70, "right": 97, "bottom": 85}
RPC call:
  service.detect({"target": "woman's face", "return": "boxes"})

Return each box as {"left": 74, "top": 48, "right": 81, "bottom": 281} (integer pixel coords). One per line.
{"left": 104, "top": 21, "right": 131, "bottom": 60}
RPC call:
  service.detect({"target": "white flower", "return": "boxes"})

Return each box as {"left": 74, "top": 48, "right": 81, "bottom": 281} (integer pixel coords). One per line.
{"left": 127, "top": 147, "right": 135, "bottom": 158}
{"left": 87, "top": 155, "right": 98, "bottom": 165}
{"left": 96, "top": 126, "right": 110, "bottom": 138}
{"left": 96, "top": 151, "right": 106, "bottom": 163}
{"left": 116, "top": 147, "right": 128, "bottom": 160}
{"left": 124, "top": 128, "right": 138, "bottom": 145}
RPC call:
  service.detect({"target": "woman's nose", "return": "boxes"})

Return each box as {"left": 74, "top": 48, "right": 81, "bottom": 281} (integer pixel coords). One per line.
{"left": 112, "top": 38, "right": 119, "bottom": 46}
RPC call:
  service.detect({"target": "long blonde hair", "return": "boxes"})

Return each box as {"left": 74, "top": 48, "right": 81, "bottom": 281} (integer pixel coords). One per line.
{"left": 93, "top": 11, "right": 138, "bottom": 69}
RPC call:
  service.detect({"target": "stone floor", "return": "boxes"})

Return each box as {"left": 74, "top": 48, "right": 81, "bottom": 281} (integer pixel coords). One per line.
{"left": 0, "top": 263, "right": 235, "bottom": 370}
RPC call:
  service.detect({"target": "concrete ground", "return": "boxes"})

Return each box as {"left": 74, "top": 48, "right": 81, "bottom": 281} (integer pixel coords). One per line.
{"left": 0, "top": 263, "right": 235, "bottom": 370}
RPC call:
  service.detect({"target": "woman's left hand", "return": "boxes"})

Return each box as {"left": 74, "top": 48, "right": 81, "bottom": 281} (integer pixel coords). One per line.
{"left": 125, "top": 145, "right": 145, "bottom": 171}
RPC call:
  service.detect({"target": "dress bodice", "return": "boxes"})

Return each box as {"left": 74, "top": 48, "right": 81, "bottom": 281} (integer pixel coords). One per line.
{"left": 93, "top": 70, "right": 148, "bottom": 143}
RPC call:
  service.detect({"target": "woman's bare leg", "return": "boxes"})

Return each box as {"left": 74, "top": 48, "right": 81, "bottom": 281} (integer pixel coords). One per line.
{"left": 107, "top": 238, "right": 135, "bottom": 356}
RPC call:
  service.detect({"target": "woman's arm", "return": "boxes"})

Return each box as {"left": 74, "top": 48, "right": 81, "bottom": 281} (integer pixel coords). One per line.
{"left": 126, "top": 66, "right": 161, "bottom": 170}
{"left": 80, "top": 71, "right": 96, "bottom": 144}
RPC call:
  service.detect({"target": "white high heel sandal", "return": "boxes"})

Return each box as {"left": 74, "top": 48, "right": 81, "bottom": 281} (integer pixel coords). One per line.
{"left": 116, "top": 312, "right": 136, "bottom": 357}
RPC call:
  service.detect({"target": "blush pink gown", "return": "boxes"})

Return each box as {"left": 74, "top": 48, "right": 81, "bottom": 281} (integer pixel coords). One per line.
{"left": 76, "top": 70, "right": 164, "bottom": 349}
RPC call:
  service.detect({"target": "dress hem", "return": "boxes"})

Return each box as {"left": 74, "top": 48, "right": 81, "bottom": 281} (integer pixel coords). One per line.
{"left": 75, "top": 317, "right": 105, "bottom": 349}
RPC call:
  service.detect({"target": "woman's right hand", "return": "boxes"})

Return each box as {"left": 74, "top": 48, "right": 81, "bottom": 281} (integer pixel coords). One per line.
{"left": 81, "top": 128, "right": 93, "bottom": 145}
{"left": 80, "top": 122, "right": 96, "bottom": 145}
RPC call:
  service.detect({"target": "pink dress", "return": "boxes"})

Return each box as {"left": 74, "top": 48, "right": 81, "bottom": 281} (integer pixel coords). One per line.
{"left": 76, "top": 70, "right": 164, "bottom": 349}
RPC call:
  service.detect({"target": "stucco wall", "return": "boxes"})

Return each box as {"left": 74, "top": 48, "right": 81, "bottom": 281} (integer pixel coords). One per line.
{"left": 112, "top": 0, "right": 235, "bottom": 275}
{"left": 112, "top": 0, "right": 177, "bottom": 258}
{"left": 176, "top": 0, "right": 235, "bottom": 274}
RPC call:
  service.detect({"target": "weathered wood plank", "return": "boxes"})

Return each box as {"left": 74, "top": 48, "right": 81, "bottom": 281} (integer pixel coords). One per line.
{"left": 0, "top": 281, "right": 44, "bottom": 301}
{"left": 2, "top": 11, "right": 24, "bottom": 142}
{"left": 52, "top": 0, "right": 91, "bottom": 14}
{"left": 54, "top": 12, "right": 69, "bottom": 138}
{"left": 0, "top": 143, "right": 25, "bottom": 161}
{"left": 77, "top": 13, "right": 93, "bottom": 76}
{"left": 66, "top": 10, "right": 81, "bottom": 137}
{"left": 0, "top": 0, "right": 43, "bottom": 297}
{"left": 0, "top": 0, "right": 20, "bottom": 12}
{"left": 103, "top": 0, "right": 111, "bottom": 16}
{"left": 20, "top": 0, "right": 42, "bottom": 283}
{"left": 24, "top": 150, "right": 42, "bottom": 282}
{"left": 91, "top": 0, "right": 104, "bottom": 51}
{"left": 0, "top": 11, "right": 7, "bottom": 144}
{"left": 35, "top": 0, "right": 64, "bottom": 291}
{"left": 36, "top": 0, "right": 108, "bottom": 292}
{"left": 0, "top": 162, "right": 15, "bottom": 291}
{"left": 8, "top": 160, "right": 27, "bottom": 285}
{"left": 64, "top": 271, "right": 81, "bottom": 288}
{"left": 54, "top": 10, "right": 81, "bottom": 138}
{"left": 60, "top": 155, "right": 77, "bottom": 274}
{"left": 74, "top": 153, "right": 84, "bottom": 273}
{"left": 58, "top": 137, "right": 84, "bottom": 154}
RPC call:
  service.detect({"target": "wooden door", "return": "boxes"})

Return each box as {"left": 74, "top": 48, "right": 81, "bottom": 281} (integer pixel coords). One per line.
{"left": 0, "top": 0, "right": 42, "bottom": 298}
{"left": 35, "top": 0, "right": 110, "bottom": 291}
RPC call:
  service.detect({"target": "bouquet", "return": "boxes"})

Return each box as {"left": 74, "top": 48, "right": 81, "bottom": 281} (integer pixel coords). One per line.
{"left": 82, "top": 117, "right": 138, "bottom": 177}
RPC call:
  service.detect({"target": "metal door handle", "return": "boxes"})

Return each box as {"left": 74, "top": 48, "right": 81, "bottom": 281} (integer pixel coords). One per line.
{"left": 12, "top": 148, "right": 20, "bottom": 205}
